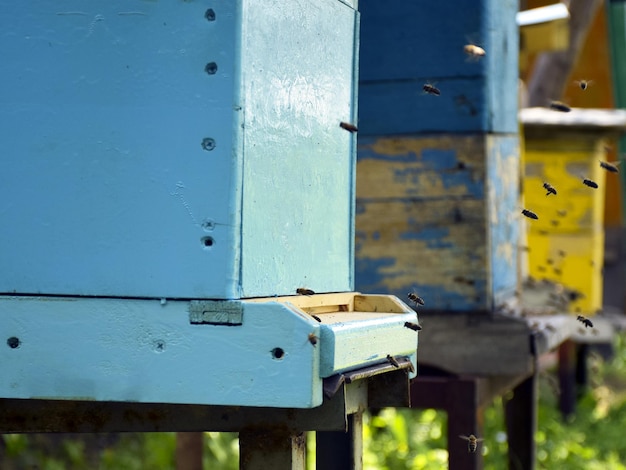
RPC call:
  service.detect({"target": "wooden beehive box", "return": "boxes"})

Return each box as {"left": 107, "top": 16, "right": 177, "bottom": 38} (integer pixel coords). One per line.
{"left": 521, "top": 107, "right": 626, "bottom": 313}
{"left": 0, "top": 0, "right": 359, "bottom": 300}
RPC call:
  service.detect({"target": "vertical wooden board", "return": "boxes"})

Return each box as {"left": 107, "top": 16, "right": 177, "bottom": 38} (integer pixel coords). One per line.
{"left": 0, "top": 1, "right": 243, "bottom": 298}
{"left": 485, "top": 0, "right": 520, "bottom": 132}
{"left": 240, "top": 0, "right": 358, "bottom": 297}
{"left": 486, "top": 134, "right": 520, "bottom": 305}
{"left": 358, "top": 0, "right": 519, "bottom": 134}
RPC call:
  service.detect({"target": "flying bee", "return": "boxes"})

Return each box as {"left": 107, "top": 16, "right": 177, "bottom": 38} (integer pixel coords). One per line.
{"left": 308, "top": 333, "right": 319, "bottom": 346}
{"left": 459, "top": 434, "right": 484, "bottom": 453}
{"left": 408, "top": 292, "right": 425, "bottom": 306}
{"left": 550, "top": 219, "right": 560, "bottom": 227}
{"left": 556, "top": 209, "right": 567, "bottom": 217}
{"left": 577, "top": 315, "right": 594, "bottom": 328}
{"left": 521, "top": 209, "right": 538, "bottom": 220}
{"left": 464, "top": 44, "right": 486, "bottom": 59}
{"left": 550, "top": 100, "right": 571, "bottom": 112}
{"left": 404, "top": 321, "right": 422, "bottom": 331}
{"left": 582, "top": 177, "right": 599, "bottom": 189}
{"left": 386, "top": 354, "right": 400, "bottom": 368}
{"left": 600, "top": 160, "right": 620, "bottom": 173}
{"left": 558, "top": 250, "right": 566, "bottom": 257}
{"left": 574, "top": 79, "right": 593, "bottom": 90}
{"left": 311, "top": 314, "right": 322, "bottom": 323}
{"left": 543, "top": 182, "right": 557, "bottom": 196}
{"left": 423, "top": 83, "right": 441, "bottom": 96}
{"left": 339, "top": 121, "right": 358, "bottom": 133}
{"left": 296, "top": 288, "right": 315, "bottom": 295}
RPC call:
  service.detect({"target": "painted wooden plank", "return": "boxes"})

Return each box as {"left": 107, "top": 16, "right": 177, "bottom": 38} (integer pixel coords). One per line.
{"left": 358, "top": 0, "right": 519, "bottom": 134}
{"left": 0, "top": 296, "right": 322, "bottom": 408}
{"left": 355, "top": 134, "right": 519, "bottom": 312}
{"left": 0, "top": 292, "right": 417, "bottom": 406}
{"left": 0, "top": 0, "right": 359, "bottom": 300}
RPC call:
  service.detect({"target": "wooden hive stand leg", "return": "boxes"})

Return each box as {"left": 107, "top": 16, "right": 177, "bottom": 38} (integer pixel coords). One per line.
{"left": 504, "top": 374, "right": 538, "bottom": 470}
{"left": 316, "top": 412, "right": 363, "bottom": 470}
{"left": 239, "top": 428, "right": 306, "bottom": 470}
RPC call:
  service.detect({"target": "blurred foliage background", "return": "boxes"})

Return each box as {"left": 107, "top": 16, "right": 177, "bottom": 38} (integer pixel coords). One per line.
{"left": 2, "top": 334, "right": 626, "bottom": 469}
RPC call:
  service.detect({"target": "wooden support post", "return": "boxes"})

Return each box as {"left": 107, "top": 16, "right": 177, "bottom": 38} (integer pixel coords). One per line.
{"left": 316, "top": 412, "right": 363, "bottom": 470}
{"left": 176, "top": 432, "right": 203, "bottom": 470}
{"left": 239, "top": 428, "right": 306, "bottom": 470}
{"left": 504, "top": 375, "right": 537, "bottom": 470}
{"left": 575, "top": 343, "right": 589, "bottom": 398}
{"left": 447, "top": 378, "right": 483, "bottom": 470}
{"left": 558, "top": 340, "right": 577, "bottom": 418}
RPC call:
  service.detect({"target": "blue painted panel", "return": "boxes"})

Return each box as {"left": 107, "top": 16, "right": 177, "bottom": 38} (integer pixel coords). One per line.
{"left": 355, "top": 134, "right": 520, "bottom": 312}
{"left": 0, "top": 1, "right": 242, "bottom": 298}
{"left": 487, "top": 135, "right": 520, "bottom": 304}
{"left": 0, "top": 0, "right": 359, "bottom": 299}
{"left": 0, "top": 296, "right": 322, "bottom": 408}
{"left": 240, "top": 0, "right": 358, "bottom": 296}
{"left": 358, "top": 0, "right": 518, "bottom": 134}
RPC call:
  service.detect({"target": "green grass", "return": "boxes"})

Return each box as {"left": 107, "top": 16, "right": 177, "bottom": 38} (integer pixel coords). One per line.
{"left": 3, "top": 334, "right": 626, "bottom": 469}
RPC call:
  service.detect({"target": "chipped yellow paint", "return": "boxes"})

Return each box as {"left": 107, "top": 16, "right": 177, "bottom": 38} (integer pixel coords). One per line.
{"left": 357, "top": 136, "right": 486, "bottom": 199}
{"left": 523, "top": 138, "right": 608, "bottom": 313}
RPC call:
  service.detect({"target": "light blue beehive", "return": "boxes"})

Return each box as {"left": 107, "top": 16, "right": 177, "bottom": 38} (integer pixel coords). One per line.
{"left": 0, "top": 1, "right": 418, "bottom": 409}
{"left": 0, "top": 0, "right": 359, "bottom": 299}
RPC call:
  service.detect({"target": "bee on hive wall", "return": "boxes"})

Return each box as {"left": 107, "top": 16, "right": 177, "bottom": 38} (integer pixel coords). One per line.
{"left": 549, "top": 101, "right": 571, "bottom": 112}
{"left": 308, "top": 333, "right": 318, "bottom": 346}
{"left": 404, "top": 321, "right": 422, "bottom": 331}
{"left": 339, "top": 121, "right": 358, "bottom": 133}
{"left": 296, "top": 288, "right": 315, "bottom": 295}
{"left": 576, "top": 315, "right": 593, "bottom": 328}
{"left": 459, "top": 434, "right": 484, "bottom": 453}
{"left": 386, "top": 354, "right": 400, "bottom": 368}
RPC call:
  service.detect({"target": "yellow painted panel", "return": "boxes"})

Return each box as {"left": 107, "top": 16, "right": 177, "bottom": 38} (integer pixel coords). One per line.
{"left": 523, "top": 138, "right": 606, "bottom": 314}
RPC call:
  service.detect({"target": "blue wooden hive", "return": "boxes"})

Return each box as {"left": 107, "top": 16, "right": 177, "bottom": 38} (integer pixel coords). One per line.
{"left": 0, "top": 0, "right": 358, "bottom": 299}
{"left": 355, "top": 0, "right": 520, "bottom": 312}
{"left": 0, "top": 0, "right": 419, "bottom": 409}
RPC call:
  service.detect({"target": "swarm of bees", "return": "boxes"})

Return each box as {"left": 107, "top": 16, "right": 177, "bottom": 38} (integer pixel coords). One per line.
{"left": 459, "top": 434, "right": 484, "bottom": 453}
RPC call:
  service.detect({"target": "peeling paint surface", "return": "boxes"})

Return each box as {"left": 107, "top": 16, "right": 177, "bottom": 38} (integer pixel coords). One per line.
{"left": 356, "top": 134, "right": 518, "bottom": 311}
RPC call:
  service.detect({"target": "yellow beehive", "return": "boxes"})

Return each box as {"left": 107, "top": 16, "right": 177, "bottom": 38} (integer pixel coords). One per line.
{"left": 521, "top": 108, "right": 626, "bottom": 314}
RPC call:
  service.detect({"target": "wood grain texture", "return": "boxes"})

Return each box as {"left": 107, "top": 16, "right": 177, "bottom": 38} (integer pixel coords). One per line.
{"left": 356, "top": 134, "right": 519, "bottom": 312}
